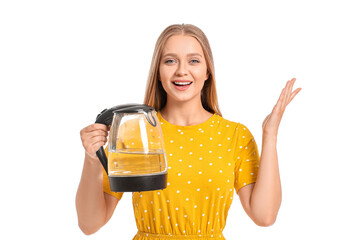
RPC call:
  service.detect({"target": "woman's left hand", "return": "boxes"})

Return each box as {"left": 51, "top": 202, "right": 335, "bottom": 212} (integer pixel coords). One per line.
{"left": 262, "top": 78, "right": 302, "bottom": 136}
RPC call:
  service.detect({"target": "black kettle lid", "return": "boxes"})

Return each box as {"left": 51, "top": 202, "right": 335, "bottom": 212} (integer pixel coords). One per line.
{"left": 113, "top": 103, "right": 155, "bottom": 113}
{"left": 95, "top": 104, "right": 155, "bottom": 126}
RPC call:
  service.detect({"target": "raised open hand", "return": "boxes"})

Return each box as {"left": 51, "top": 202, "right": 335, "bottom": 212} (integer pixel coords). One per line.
{"left": 262, "top": 78, "right": 302, "bottom": 136}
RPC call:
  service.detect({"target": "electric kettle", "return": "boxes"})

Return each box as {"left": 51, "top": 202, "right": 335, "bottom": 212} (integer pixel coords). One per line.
{"left": 95, "top": 104, "right": 167, "bottom": 192}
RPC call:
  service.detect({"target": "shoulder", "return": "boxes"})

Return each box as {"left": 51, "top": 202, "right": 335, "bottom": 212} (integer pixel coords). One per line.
{"left": 216, "top": 115, "right": 255, "bottom": 140}
{"left": 216, "top": 114, "right": 249, "bottom": 131}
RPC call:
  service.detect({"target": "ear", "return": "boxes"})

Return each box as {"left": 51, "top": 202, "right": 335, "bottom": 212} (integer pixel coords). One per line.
{"left": 206, "top": 71, "right": 210, "bottom": 81}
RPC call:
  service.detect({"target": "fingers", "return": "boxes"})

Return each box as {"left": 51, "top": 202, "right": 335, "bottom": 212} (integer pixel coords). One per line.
{"left": 274, "top": 78, "right": 301, "bottom": 113}
{"left": 289, "top": 87, "right": 302, "bottom": 104}
{"left": 262, "top": 114, "right": 271, "bottom": 129}
{"left": 83, "top": 123, "right": 109, "bottom": 132}
{"left": 280, "top": 81, "right": 290, "bottom": 110}
{"left": 286, "top": 78, "right": 302, "bottom": 106}
{"left": 81, "top": 124, "right": 108, "bottom": 137}
{"left": 80, "top": 123, "right": 109, "bottom": 157}
{"left": 81, "top": 129, "right": 108, "bottom": 143}
{"left": 88, "top": 135, "right": 107, "bottom": 144}
{"left": 285, "top": 79, "right": 295, "bottom": 106}
{"left": 274, "top": 84, "right": 286, "bottom": 113}
{"left": 87, "top": 140, "right": 107, "bottom": 157}
{"left": 81, "top": 134, "right": 107, "bottom": 150}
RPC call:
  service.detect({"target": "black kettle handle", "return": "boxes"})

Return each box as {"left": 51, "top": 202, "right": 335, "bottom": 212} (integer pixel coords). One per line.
{"left": 94, "top": 108, "right": 114, "bottom": 175}
{"left": 96, "top": 147, "right": 108, "bottom": 175}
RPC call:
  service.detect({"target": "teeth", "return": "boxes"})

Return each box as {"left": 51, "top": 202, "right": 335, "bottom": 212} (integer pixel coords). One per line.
{"left": 174, "top": 82, "right": 192, "bottom": 85}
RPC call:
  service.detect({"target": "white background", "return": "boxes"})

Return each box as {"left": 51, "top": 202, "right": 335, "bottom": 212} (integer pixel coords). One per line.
{"left": 1, "top": 0, "right": 359, "bottom": 239}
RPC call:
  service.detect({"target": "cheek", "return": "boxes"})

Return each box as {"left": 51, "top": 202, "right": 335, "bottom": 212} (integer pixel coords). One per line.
{"left": 192, "top": 66, "right": 208, "bottom": 79}
{"left": 159, "top": 66, "right": 165, "bottom": 81}
{"left": 159, "top": 66, "right": 173, "bottom": 82}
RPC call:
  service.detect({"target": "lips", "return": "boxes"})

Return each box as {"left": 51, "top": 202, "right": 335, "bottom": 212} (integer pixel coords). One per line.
{"left": 172, "top": 80, "right": 193, "bottom": 91}
{"left": 172, "top": 80, "right": 193, "bottom": 86}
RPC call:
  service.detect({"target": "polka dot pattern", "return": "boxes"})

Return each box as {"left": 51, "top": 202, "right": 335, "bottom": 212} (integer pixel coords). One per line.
{"left": 103, "top": 111, "right": 260, "bottom": 239}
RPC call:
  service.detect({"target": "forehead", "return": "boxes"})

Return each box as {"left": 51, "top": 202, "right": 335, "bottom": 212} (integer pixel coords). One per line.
{"left": 162, "top": 35, "right": 204, "bottom": 57}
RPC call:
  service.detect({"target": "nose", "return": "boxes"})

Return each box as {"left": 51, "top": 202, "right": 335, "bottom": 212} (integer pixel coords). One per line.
{"left": 175, "top": 61, "right": 188, "bottom": 76}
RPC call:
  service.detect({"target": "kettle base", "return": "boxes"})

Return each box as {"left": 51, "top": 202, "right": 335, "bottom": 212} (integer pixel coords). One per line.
{"left": 108, "top": 173, "right": 167, "bottom": 192}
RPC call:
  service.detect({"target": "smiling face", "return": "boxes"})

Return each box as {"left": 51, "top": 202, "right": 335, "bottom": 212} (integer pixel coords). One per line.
{"left": 159, "top": 35, "right": 209, "bottom": 104}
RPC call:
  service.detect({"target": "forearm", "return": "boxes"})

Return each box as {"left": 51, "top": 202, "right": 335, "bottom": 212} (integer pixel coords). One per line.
{"left": 76, "top": 155, "right": 107, "bottom": 234}
{"left": 250, "top": 133, "right": 282, "bottom": 225}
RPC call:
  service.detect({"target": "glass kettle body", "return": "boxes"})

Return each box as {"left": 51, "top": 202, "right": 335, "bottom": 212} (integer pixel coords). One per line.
{"left": 95, "top": 104, "right": 167, "bottom": 192}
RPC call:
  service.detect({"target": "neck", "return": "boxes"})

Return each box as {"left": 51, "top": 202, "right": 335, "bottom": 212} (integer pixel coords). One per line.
{"left": 160, "top": 97, "right": 213, "bottom": 126}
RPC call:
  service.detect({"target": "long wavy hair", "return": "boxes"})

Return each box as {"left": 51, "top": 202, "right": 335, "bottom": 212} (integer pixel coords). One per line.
{"left": 143, "top": 24, "right": 221, "bottom": 116}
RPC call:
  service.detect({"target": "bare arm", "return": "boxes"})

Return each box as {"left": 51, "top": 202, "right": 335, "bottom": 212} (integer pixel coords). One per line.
{"left": 237, "top": 134, "right": 281, "bottom": 227}
{"left": 76, "top": 124, "right": 120, "bottom": 235}
{"left": 238, "top": 78, "right": 301, "bottom": 226}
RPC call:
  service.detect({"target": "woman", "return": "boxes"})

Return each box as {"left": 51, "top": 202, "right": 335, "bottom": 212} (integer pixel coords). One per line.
{"left": 76, "top": 24, "right": 301, "bottom": 239}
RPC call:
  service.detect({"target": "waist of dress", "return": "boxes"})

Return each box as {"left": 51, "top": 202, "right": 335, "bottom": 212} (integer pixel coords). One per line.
{"left": 136, "top": 231, "right": 224, "bottom": 239}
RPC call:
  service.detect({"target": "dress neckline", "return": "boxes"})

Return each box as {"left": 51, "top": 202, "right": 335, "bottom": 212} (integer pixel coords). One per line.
{"left": 157, "top": 111, "right": 218, "bottom": 130}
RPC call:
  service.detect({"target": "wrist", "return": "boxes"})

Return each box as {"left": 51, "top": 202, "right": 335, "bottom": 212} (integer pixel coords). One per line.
{"left": 84, "top": 153, "right": 102, "bottom": 168}
{"left": 262, "top": 131, "right": 278, "bottom": 142}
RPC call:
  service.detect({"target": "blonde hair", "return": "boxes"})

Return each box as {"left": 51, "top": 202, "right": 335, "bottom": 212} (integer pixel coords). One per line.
{"left": 143, "top": 24, "right": 222, "bottom": 116}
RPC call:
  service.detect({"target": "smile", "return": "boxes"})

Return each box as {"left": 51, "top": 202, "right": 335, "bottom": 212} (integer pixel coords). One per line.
{"left": 172, "top": 81, "right": 193, "bottom": 91}
{"left": 173, "top": 82, "right": 193, "bottom": 86}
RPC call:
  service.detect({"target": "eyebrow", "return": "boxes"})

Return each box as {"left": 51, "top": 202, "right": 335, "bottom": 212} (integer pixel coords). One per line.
{"left": 162, "top": 53, "right": 203, "bottom": 58}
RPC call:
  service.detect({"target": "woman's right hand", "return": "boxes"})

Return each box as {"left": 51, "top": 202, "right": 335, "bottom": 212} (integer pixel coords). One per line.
{"left": 80, "top": 124, "right": 109, "bottom": 161}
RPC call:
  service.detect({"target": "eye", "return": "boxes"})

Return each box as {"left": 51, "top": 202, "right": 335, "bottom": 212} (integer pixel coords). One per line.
{"left": 190, "top": 59, "right": 200, "bottom": 63}
{"left": 164, "top": 59, "right": 175, "bottom": 64}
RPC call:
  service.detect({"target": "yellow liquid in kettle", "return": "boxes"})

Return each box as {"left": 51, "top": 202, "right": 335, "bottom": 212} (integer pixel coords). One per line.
{"left": 108, "top": 149, "right": 166, "bottom": 176}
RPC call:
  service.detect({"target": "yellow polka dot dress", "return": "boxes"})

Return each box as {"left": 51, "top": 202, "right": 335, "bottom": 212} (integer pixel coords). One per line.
{"left": 103, "top": 111, "right": 260, "bottom": 239}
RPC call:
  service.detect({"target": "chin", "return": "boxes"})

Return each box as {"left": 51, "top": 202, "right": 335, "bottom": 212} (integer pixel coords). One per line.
{"left": 169, "top": 92, "right": 199, "bottom": 104}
